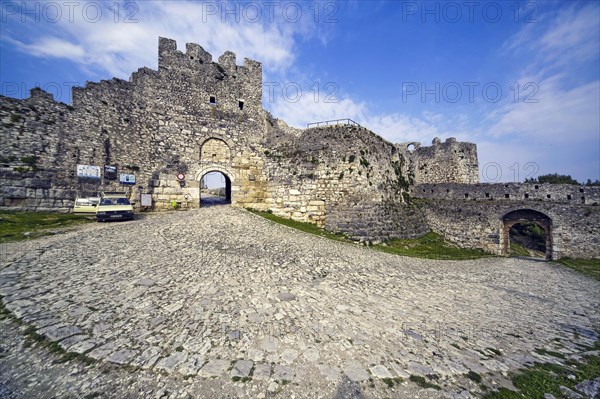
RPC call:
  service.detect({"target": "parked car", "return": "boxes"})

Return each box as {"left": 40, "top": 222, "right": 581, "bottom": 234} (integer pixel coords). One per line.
{"left": 73, "top": 197, "right": 100, "bottom": 214}
{"left": 96, "top": 194, "right": 134, "bottom": 222}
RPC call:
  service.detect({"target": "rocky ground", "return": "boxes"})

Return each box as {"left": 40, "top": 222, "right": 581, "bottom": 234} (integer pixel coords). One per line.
{"left": 0, "top": 206, "right": 598, "bottom": 398}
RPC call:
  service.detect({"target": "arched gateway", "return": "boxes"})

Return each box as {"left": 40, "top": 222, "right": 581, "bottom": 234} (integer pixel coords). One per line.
{"left": 195, "top": 166, "right": 234, "bottom": 206}
{"left": 502, "top": 209, "right": 553, "bottom": 260}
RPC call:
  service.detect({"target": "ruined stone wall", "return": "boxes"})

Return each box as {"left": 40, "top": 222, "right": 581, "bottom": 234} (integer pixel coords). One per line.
{"left": 1, "top": 36, "right": 429, "bottom": 243}
{"left": 9, "top": 35, "right": 594, "bottom": 253}
{"left": 255, "top": 124, "right": 425, "bottom": 241}
{"left": 1, "top": 37, "right": 269, "bottom": 211}
{"left": 413, "top": 184, "right": 600, "bottom": 259}
{"left": 325, "top": 199, "right": 428, "bottom": 242}
{"left": 398, "top": 137, "right": 479, "bottom": 184}
{"left": 413, "top": 182, "right": 600, "bottom": 204}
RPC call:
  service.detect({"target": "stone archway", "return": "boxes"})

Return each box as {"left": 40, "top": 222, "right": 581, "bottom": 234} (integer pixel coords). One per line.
{"left": 502, "top": 209, "right": 553, "bottom": 260}
{"left": 195, "top": 166, "right": 235, "bottom": 206}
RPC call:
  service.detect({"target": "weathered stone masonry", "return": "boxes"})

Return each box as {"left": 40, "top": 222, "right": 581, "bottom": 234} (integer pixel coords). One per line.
{"left": 1, "top": 37, "right": 599, "bottom": 259}
{"left": 412, "top": 183, "right": 600, "bottom": 259}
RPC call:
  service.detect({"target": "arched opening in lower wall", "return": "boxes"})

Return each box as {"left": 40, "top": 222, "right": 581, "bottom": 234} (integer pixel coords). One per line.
{"left": 199, "top": 171, "right": 231, "bottom": 207}
{"left": 502, "top": 209, "right": 552, "bottom": 260}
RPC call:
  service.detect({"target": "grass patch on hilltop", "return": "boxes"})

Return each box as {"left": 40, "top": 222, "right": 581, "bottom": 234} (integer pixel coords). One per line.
{"left": 0, "top": 211, "right": 94, "bottom": 243}
{"left": 509, "top": 241, "right": 533, "bottom": 257}
{"left": 485, "top": 344, "right": 600, "bottom": 399}
{"left": 554, "top": 257, "right": 600, "bottom": 281}
{"left": 409, "top": 375, "right": 441, "bottom": 390}
{"left": 246, "top": 209, "right": 349, "bottom": 242}
{"left": 378, "top": 232, "right": 491, "bottom": 260}
{"left": 247, "top": 209, "right": 491, "bottom": 260}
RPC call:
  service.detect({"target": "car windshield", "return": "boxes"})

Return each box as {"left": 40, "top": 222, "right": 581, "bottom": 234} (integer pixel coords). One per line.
{"left": 100, "top": 198, "right": 130, "bottom": 206}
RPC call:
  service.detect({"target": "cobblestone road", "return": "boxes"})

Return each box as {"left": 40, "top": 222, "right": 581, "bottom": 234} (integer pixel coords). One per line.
{"left": 1, "top": 206, "right": 598, "bottom": 398}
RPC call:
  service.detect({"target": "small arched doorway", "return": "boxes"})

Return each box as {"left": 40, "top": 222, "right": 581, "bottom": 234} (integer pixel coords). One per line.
{"left": 502, "top": 209, "right": 552, "bottom": 260}
{"left": 199, "top": 171, "right": 231, "bottom": 207}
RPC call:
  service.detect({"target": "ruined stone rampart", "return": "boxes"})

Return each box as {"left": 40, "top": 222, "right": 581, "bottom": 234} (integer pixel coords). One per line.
{"left": 259, "top": 124, "right": 420, "bottom": 241}
{"left": 1, "top": 37, "right": 268, "bottom": 212}
{"left": 2, "top": 36, "right": 597, "bottom": 258}
{"left": 398, "top": 137, "right": 479, "bottom": 184}
{"left": 413, "top": 184, "right": 600, "bottom": 259}
{"left": 413, "top": 183, "right": 600, "bottom": 204}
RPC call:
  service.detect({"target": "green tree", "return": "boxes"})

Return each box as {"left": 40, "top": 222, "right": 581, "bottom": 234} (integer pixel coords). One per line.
{"left": 525, "top": 173, "right": 580, "bottom": 185}
{"left": 585, "top": 179, "right": 600, "bottom": 186}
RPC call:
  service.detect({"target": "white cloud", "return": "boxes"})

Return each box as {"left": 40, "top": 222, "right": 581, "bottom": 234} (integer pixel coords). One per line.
{"left": 267, "top": 92, "right": 366, "bottom": 129}
{"left": 488, "top": 76, "right": 600, "bottom": 143}
{"left": 268, "top": 89, "right": 476, "bottom": 146}
{"left": 484, "top": 3, "right": 600, "bottom": 181}
{"left": 538, "top": 5, "right": 600, "bottom": 66}
{"left": 14, "top": 37, "right": 85, "bottom": 59}
{"left": 501, "top": 3, "right": 600, "bottom": 77}
{"left": 360, "top": 113, "right": 441, "bottom": 144}
{"left": 3, "top": 0, "right": 314, "bottom": 78}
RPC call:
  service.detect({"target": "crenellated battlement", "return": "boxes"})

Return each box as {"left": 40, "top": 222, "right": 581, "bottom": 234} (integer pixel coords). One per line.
{"left": 72, "top": 77, "right": 133, "bottom": 107}
{"left": 1, "top": 35, "right": 598, "bottom": 259}
{"left": 397, "top": 137, "right": 479, "bottom": 184}
{"left": 413, "top": 182, "right": 600, "bottom": 204}
{"left": 157, "top": 37, "right": 262, "bottom": 82}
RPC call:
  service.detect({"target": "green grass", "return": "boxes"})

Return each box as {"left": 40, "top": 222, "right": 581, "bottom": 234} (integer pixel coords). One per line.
{"left": 555, "top": 257, "right": 600, "bottom": 281}
{"left": 380, "top": 377, "right": 403, "bottom": 388}
{"left": 509, "top": 241, "right": 532, "bottom": 257}
{"left": 247, "top": 209, "right": 491, "bottom": 260}
{"left": 375, "top": 232, "right": 491, "bottom": 260}
{"left": 247, "top": 209, "right": 349, "bottom": 242}
{"left": 534, "top": 348, "right": 565, "bottom": 359}
{"left": 485, "top": 350, "right": 600, "bottom": 399}
{"left": 0, "top": 305, "right": 96, "bottom": 365}
{"left": 466, "top": 371, "right": 482, "bottom": 383}
{"left": 409, "top": 375, "right": 441, "bottom": 390}
{"left": 0, "top": 211, "right": 94, "bottom": 243}
{"left": 484, "top": 387, "right": 523, "bottom": 399}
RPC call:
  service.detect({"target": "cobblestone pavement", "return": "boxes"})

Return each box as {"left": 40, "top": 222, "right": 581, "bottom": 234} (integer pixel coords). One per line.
{"left": 1, "top": 207, "right": 598, "bottom": 398}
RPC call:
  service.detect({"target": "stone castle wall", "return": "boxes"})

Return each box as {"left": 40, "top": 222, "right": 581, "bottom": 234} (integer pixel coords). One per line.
{"left": 413, "top": 183, "right": 600, "bottom": 204}
{"left": 258, "top": 124, "right": 423, "bottom": 241}
{"left": 413, "top": 183, "right": 600, "bottom": 259}
{"left": 0, "top": 37, "right": 438, "bottom": 242}
{"left": 1, "top": 37, "right": 268, "bottom": 212}
{"left": 398, "top": 137, "right": 479, "bottom": 184}
{"left": 3, "top": 36, "right": 597, "bottom": 258}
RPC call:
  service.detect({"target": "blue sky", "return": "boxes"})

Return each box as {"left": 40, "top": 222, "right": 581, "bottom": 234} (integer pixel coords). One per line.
{"left": 1, "top": 0, "right": 599, "bottom": 183}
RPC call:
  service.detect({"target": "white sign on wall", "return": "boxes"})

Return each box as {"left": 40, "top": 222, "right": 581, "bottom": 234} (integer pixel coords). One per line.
{"left": 141, "top": 193, "right": 152, "bottom": 207}
{"left": 119, "top": 173, "right": 136, "bottom": 185}
{"left": 76, "top": 164, "right": 101, "bottom": 179}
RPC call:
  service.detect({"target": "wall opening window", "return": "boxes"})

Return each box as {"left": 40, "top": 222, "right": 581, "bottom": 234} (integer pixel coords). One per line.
{"left": 209, "top": 95, "right": 216, "bottom": 104}
{"left": 238, "top": 100, "right": 244, "bottom": 110}
{"left": 508, "top": 222, "right": 547, "bottom": 259}
{"left": 502, "top": 209, "right": 552, "bottom": 260}
{"left": 200, "top": 171, "right": 231, "bottom": 206}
